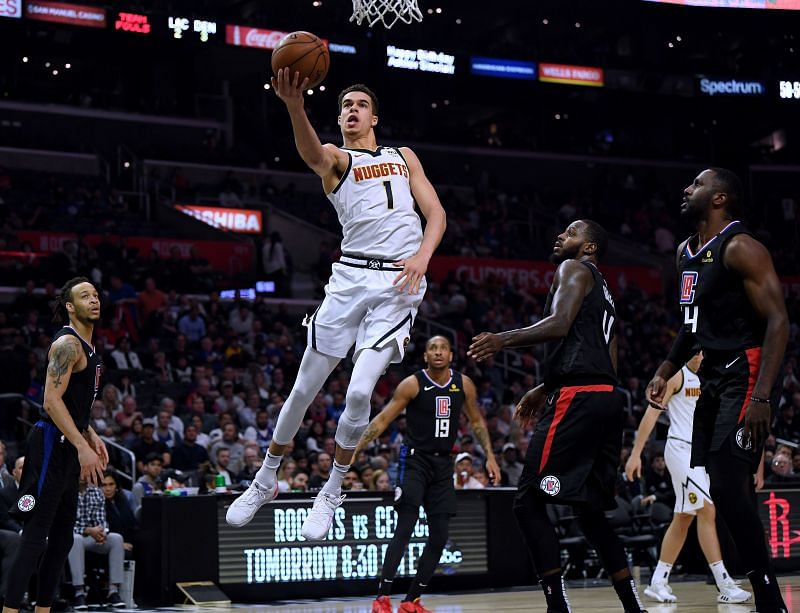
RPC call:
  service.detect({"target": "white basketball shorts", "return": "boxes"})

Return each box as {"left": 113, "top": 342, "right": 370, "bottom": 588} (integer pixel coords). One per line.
{"left": 303, "top": 257, "right": 425, "bottom": 364}
{"left": 664, "top": 437, "right": 713, "bottom": 515}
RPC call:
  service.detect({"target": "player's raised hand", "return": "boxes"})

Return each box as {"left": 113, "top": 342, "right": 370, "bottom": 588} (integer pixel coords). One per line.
{"left": 514, "top": 386, "right": 545, "bottom": 429}
{"left": 271, "top": 68, "right": 310, "bottom": 109}
{"left": 646, "top": 375, "right": 668, "bottom": 411}
{"left": 393, "top": 252, "right": 428, "bottom": 294}
{"left": 467, "top": 332, "right": 503, "bottom": 362}
{"left": 625, "top": 454, "right": 642, "bottom": 481}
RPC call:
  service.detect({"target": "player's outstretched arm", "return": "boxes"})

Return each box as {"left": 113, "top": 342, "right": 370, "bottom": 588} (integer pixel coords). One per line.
{"left": 725, "top": 234, "right": 790, "bottom": 450}
{"left": 627, "top": 371, "right": 681, "bottom": 480}
{"left": 352, "top": 375, "right": 419, "bottom": 458}
{"left": 461, "top": 375, "right": 500, "bottom": 484}
{"left": 468, "top": 259, "right": 592, "bottom": 361}
{"left": 44, "top": 336, "right": 104, "bottom": 485}
{"left": 271, "top": 68, "right": 349, "bottom": 186}
{"left": 393, "top": 147, "right": 447, "bottom": 294}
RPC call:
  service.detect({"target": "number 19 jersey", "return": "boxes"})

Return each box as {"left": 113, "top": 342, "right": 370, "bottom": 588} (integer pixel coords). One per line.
{"left": 405, "top": 369, "right": 465, "bottom": 454}
{"left": 327, "top": 146, "right": 423, "bottom": 260}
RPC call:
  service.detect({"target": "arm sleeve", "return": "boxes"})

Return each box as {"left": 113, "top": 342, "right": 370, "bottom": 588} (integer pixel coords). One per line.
{"left": 666, "top": 325, "right": 697, "bottom": 369}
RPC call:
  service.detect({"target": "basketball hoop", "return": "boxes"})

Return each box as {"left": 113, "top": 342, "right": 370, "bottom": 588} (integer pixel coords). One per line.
{"left": 350, "top": 0, "right": 423, "bottom": 29}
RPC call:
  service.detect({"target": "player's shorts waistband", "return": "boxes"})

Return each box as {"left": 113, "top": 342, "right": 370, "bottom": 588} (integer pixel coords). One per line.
{"left": 339, "top": 253, "right": 404, "bottom": 272}
{"left": 667, "top": 435, "right": 692, "bottom": 445}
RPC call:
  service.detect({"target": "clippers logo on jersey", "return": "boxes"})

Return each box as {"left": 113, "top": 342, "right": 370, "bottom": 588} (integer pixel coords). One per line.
{"left": 540, "top": 475, "right": 561, "bottom": 496}
{"left": 435, "top": 396, "right": 451, "bottom": 419}
{"left": 352, "top": 162, "right": 409, "bottom": 182}
{"left": 17, "top": 494, "right": 35, "bottom": 512}
{"left": 680, "top": 271, "right": 699, "bottom": 305}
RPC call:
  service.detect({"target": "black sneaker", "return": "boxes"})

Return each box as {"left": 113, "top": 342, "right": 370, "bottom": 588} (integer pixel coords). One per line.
{"left": 72, "top": 595, "right": 88, "bottom": 611}
{"left": 106, "top": 592, "right": 125, "bottom": 608}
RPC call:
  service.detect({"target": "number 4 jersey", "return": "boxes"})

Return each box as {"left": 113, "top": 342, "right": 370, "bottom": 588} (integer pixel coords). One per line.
{"left": 677, "top": 220, "right": 765, "bottom": 352}
{"left": 404, "top": 369, "right": 465, "bottom": 454}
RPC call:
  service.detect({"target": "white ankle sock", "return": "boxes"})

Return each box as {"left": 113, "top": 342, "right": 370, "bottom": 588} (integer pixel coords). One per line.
{"left": 255, "top": 452, "right": 282, "bottom": 488}
{"left": 652, "top": 560, "right": 672, "bottom": 585}
{"left": 320, "top": 460, "right": 349, "bottom": 498}
{"left": 709, "top": 560, "right": 730, "bottom": 587}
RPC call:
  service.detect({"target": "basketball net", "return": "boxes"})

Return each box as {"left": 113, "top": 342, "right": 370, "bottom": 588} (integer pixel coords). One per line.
{"left": 350, "top": 0, "right": 423, "bottom": 29}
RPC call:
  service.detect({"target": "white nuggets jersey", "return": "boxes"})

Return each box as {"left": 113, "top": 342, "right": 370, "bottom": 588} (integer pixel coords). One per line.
{"left": 667, "top": 366, "right": 701, "bottom": 443}
{"left": 327, "top": 146, "right": 423, "bottom": 260}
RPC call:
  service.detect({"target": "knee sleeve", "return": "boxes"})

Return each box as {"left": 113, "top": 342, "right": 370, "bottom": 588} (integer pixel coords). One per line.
{"left": 512, "top": 489, "right": 561, "bottom": 576}
{"left": 273, "top": 348, "right": 339, "bottom": 445}
{"left": 576, "top": 507, "right": 628, "bottom": 574}
{"left": 426, "top": 513, "right": 450, "bottom": 551}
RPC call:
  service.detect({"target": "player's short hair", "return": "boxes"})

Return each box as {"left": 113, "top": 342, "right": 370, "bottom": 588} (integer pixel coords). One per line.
{"left": 580, "top": 220, "right": 608, "bottom": 261}
{"left": 709, "top": 167, "right": 744, "bottom": 219}
{"left": 338, "top": 84, "right": 379, "bottom": 115}
{"left": 425, "top": 335, "right": 452, "bottom": 351}
{"left": 52, "top": 276, "right": 92, "bottom": 324}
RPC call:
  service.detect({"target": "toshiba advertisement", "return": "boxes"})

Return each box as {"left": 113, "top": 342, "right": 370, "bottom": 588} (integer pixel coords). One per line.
{"left": 176, "top": 205, "right": 263, "bottom": 234}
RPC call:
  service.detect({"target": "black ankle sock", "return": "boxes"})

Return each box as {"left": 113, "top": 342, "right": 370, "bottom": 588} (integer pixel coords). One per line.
{"left": 540, "top": 573, "right": 571, "bottom": 612}
{"left": 747, "top": 569, "right": 788, "bottom": 612}
{"left": 612, "top": 577, "right": 646, "bottom": 613}
{"left": 378, "top": 578, "right": 392, "bottom": 597}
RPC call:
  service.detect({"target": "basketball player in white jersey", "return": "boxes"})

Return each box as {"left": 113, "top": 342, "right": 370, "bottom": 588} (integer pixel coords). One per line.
{"left": 226, "top": 70, "right": 446, "bottom": 539}
{"left": 625, "top": 352, "right": 750, "bottom": 604}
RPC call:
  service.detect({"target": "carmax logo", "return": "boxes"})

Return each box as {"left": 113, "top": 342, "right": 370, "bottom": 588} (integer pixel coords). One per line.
{"left": 700, "top": 78, "right": 764, "bottom": 96}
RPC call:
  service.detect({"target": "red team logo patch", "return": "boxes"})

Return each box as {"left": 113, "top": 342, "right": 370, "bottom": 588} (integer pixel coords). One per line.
{"left": 435, "top": 396, "right": 451, "bottom": 419}
{"left": 680, "top": 271, "right": 698, "bottom": 305}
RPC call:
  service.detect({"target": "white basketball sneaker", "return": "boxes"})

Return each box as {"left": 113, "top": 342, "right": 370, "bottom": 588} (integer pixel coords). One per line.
{"left": 717, "top": 577, "right": 751, "bottom": 603}
{"left": 644, "top": 582, "right": 677, "bottom": 603}
{"left": 301, "top": 492, "right": 344, "bottom": 540}
{"left": 225, "top": 480, "right": 278, "bottom": 527}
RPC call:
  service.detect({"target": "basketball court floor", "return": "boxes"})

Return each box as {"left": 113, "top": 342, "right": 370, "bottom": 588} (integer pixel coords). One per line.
{"left": 149, "top": 575, "right": 800, "bottom": 612}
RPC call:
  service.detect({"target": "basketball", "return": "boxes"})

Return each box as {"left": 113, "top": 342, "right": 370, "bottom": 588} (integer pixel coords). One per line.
{"left": 271, "top": 31, "right": 330, "bottom": 89}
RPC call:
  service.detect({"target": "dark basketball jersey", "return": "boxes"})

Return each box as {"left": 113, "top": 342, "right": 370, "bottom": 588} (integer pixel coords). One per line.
{"left": 677, "top": 221, "right": 765, "bottom": 352}
{"left": 542, "top": 262, "right": 617, "bottom": 390}
{"left": 42, "top": 327, "right": 102, "bottom": 432}
{"left": 404, "top": 369, "right": 465, "bottom": 454}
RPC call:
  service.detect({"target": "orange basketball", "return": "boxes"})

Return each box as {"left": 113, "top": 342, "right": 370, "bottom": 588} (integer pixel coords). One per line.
{"left": 271, "top": 31, "right": 330, "bottom": 89}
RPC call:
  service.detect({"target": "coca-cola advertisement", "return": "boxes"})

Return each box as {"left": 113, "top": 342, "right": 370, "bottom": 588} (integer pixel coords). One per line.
{"left": 225, "top": 24, "right": 328, "bottom": 50}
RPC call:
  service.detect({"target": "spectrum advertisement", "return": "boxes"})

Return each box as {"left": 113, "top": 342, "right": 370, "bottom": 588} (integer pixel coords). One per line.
{"left": 698, "top": 77, "right": 765, "bottom": 95}
{"left": 218, "top": 496, "right": 487, "bottom": 585}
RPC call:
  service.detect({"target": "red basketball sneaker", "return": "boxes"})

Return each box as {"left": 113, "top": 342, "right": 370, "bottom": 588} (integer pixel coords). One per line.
{"left": 372, "top": 595, "right": 393, "bottom": 613}
{"left": 399, "top": 599, "right": 433, "bottom": 613}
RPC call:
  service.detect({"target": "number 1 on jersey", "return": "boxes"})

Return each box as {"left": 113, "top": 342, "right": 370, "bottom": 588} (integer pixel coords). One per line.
{"left": 383, "top": 181, "right": 394, "bottom": 209}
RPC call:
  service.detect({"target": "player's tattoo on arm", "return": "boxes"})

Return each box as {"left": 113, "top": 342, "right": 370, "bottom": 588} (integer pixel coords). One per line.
{"left": 359, "top": 421, "right": 383, "bottom": 448}
{"left": 470, "top": 423, "right": 492, "bottom": 456}
{"left": 47, "top": 339, "right": 78, "bottom": 389}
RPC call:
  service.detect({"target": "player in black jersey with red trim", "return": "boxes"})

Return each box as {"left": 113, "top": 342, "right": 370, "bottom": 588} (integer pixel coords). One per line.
{"left": 469, "top": 220, "right": 646, "bottom": 613}
{"left": 648, "top": 168, "right": 789, "bottom": 613}
{"left": 3, "top": 277, "right": 108, "bottom": 613}
{"left": 354, "top": 336, "right": 500, "bottom": 613}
